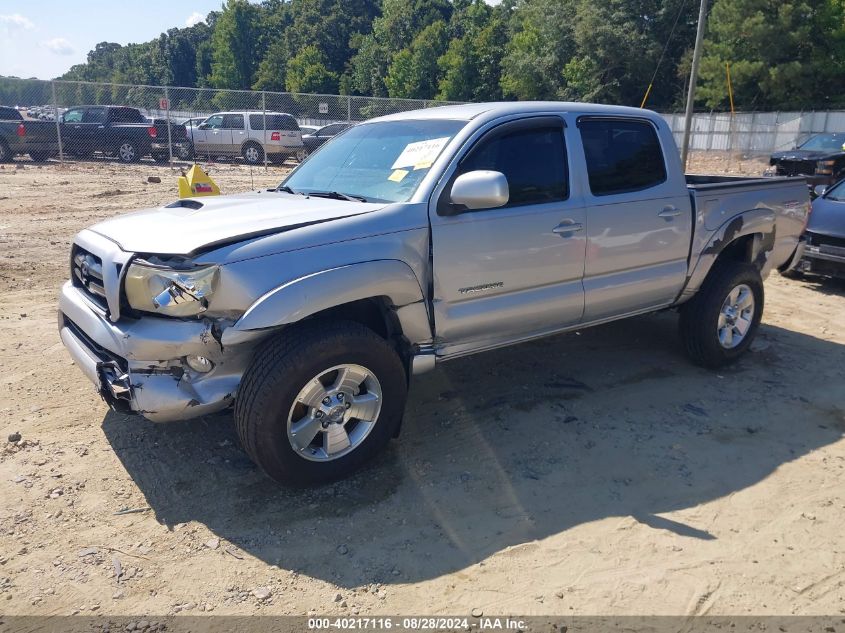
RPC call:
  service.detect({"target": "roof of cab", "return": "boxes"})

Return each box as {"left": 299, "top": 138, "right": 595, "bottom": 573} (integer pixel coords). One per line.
{"left": 369, "top": 101, "right": 658, "bottom": 123}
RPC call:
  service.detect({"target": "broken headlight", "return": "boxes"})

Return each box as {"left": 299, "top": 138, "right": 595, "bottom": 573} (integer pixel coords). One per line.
{"left": 124, "top": 261, "right": 219, "bottom": 317}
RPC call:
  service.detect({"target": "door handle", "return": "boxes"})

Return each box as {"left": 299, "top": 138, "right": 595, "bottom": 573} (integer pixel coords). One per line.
{"left": 658, "top": 206, "right": 682, "bottom": 218}
{"left": 553, "top": 222, "right": 583, "bottom": 234}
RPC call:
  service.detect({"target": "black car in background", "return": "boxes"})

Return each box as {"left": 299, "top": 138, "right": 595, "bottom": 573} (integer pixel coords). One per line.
{"left": 769, "top": 133, "right": 845, "bottom": 188}
{"left": 301, "top": 122, "right": 351, "bottom": 156}
{"left": 797, "top": 178, "right": 845, "bottom": 279}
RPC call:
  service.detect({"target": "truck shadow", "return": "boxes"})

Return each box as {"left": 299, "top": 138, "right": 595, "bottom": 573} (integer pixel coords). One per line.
{"left": 101, "top": 311, "right": 845, "bottom": 587}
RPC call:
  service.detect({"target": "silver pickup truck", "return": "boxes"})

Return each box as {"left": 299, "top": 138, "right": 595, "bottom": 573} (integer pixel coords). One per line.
{"left": 59, "top": 102, "right": 808, "bottom": 484}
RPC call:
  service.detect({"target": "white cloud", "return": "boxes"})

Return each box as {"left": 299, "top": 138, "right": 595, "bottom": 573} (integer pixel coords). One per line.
{"left": 42, "top": 38, "right": 75, "bottom": 56}
{"left": 186, "top": 11, "right": 205, "bottom": 27}
{"left": 0, "top": 13, "right": 35, "bottom": 31}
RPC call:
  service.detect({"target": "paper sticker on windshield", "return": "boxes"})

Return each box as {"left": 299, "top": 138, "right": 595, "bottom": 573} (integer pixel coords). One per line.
{"left": 388, "top": 169, "right": 408, "bottom": 182}
{"left": 413, "top": 160, "right": 433, "bottom": 170}
{"left": 392, "top": 137, "right": 450, "bottom": 170}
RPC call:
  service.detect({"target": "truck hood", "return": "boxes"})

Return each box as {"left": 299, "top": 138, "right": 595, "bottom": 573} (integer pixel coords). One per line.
{"left": 808, "top": 196, "right": 845, "bottom": 239}
{"left": 89, "top": 191, "right": 385, "bottom": 255}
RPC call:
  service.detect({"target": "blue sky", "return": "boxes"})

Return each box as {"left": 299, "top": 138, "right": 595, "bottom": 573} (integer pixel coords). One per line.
{"left": 0, "top": 1, "right": 229, "bottom": 80}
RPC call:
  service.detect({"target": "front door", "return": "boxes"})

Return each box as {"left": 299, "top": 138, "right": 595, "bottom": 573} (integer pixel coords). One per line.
{"left": 430, "top": 116, "right": 586, "bottom": 356}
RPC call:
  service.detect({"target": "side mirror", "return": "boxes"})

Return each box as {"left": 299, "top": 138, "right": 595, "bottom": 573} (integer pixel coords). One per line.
{"left": 814, "top": 184, "right": 827, "bottom": 197}
{"left": 449, "top": 170, "right": 509, "bottom": 211}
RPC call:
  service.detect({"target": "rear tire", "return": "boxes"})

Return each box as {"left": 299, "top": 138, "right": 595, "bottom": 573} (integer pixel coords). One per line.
{"left": 235, "top": 320, "right": 407, "bottom": 485}
{"left": 0, "top": 141, "right": 12, "bottom": 163}
{"left": 679, "top": 262, "right": 764, "bottom": 368}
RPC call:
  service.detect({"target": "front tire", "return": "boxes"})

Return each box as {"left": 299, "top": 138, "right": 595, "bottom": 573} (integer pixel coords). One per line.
{"left": 235, "top": 321, "right": 407, "bottom": 485}
{"left": 679, "top": 262, "right": 764, "bottom": 368}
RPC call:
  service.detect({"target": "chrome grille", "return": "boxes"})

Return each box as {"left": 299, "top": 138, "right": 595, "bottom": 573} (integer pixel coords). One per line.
{"left": 774, "top": 160, "right": 816, "bottom": 176}
{"left": 71, "top": 245, "right": 109, "bottom": 312}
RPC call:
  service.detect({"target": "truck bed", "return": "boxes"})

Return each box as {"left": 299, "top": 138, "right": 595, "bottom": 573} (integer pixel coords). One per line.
{"left": 686, "top": 173, "right": 806, "bottom": 190}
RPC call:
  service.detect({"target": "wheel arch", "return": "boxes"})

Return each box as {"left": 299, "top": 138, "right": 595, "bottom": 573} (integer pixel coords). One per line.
{"left": 222, "top": 260, "right": 433, "bottom": 349}
{"left": 241, "top": 139, "right": 264, "bottom": 154}
{"left": 679, "top": 209, "right": 776, "bottom": 302}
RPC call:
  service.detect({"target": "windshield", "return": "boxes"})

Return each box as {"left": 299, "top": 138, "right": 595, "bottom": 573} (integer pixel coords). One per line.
{"left": 799, "top": 134, "right": 845, "bottom": 152}
{"left": 281, "top": 119, "right": 466, "bottom": 203}
{"left": 824, "top": 179, "right": 845, "bottom": 202}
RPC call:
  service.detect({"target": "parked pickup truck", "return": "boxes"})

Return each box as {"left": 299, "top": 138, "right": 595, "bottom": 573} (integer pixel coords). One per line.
{"left": 767, "top": 133, "right": 845, "bottom": 188}
{"left": 58, "top": 102, "right": 808, "bottom": 484}
{"left": 0, "top": 105, "right": 59, "bottom": 162}
{"left": 60, "top": 105, "right": 190, "bottom": 162}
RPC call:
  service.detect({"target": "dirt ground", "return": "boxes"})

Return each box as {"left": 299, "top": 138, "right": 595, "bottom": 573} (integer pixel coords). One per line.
{"left": 0, "top": 153, "right": 843, "bottom": 618}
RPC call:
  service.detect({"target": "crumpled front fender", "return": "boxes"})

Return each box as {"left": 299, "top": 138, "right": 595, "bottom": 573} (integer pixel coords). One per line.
{"left": 222, "top": 259, "right": 431, "bottom": 346}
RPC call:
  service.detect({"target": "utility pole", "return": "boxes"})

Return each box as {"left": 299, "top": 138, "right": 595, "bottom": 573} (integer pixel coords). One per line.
{"left": 681, "top": 0, "right": 709, "bottom": 170}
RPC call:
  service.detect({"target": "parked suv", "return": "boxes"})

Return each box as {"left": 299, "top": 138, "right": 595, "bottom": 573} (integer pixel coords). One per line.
{"left": 189, "top": 111, "right": 304, "bottom": 164}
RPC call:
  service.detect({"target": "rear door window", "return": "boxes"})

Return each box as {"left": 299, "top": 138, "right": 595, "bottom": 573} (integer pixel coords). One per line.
{"left": 111, "top": 108, "right": 143, "bottom": 123}
{"left": 579, "top": 118, "right": 667, "bottom": 195}
{"left": 222, "top": 114, "right": 245, "bottom": 130}
{"left": 82, "top": 108, "right": 107, "bottom": 124}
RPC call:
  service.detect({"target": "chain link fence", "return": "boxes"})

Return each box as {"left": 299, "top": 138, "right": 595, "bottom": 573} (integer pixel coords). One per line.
{"left": 0, "top": 77, "right": 463, "bottom": 168}
{"left": 3, "top": 77, "right": 845, "bottom": 169}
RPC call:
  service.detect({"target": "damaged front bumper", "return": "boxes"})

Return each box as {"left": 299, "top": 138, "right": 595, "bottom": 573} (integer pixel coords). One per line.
{"left": 58, "top": 281, "right": 259, "bottom": 422}
{"left": 798, "top": 240, "right": 845, "bottom": 278}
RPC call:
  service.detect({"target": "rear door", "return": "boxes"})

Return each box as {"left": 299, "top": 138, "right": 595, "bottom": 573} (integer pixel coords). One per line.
{"left": 430, "top": 116, "right": 586, "bottom": 354}
{"left": 222, "top": 113, "right": 244, "bottom": 155}
{"left": 576, "top": 116, "right": 692, "bottom": 321}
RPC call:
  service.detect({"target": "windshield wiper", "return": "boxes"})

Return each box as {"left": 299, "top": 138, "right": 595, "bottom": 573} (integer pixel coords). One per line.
{"left": 305, "top": 190, "right": 368, "bottom": 203}
{"left": 276, "top": 185, "right": 301, "bottom": 195}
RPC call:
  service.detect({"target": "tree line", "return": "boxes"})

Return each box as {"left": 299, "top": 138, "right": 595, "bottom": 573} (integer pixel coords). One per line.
{"left": 6, "top": 0, "right": 845, "bottom": 111}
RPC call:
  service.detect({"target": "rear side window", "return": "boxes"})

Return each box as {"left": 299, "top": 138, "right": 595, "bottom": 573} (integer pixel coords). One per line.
{"left": 250, "top": 114, "right": 299, "bottom": 131}
{"left": 83, "top": 108, "right": 107, "bottom": 124}
{"left": 459, "top": 124, "right": 568, "bottom": 207}
{"left": 111, "top": 108, "right": 143, "bottom": 123}
{"left": 0, "top": 107, "right": 20, "bottom": 120}
{"left": 579, "top": 118, "right": 666, "bottom": 196}
{"left": 222, "top": 114, "right": 245, "bottom": 129}
{"left": 319, "top": 123, "right": 349, "bottom": 136}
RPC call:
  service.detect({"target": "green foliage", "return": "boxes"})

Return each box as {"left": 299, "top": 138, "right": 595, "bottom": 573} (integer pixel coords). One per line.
{"left": 209, "top": 0, "right": 262, "bottom": 89}
{"left": 285, "top": 46, "right": 340, "bottom": 94}
{"left": 5, "top": 0, "right": 839, "bottom": 113}
{"left": 385, "top": 21, "right": 449, "bottom": 99}
{"left": 699, "top": 0, "right": 845, "bottom": 110}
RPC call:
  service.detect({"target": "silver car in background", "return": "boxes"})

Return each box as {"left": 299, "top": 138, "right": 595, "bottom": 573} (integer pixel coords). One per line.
{"left": 189, "top": 111, "right": 304, "bottom": 164}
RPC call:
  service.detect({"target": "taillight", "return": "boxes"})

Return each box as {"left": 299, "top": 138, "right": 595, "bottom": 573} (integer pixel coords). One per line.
{"left": 16, "top": 123, "right": 25, "bottom": 137}
{"left": 270, "top": 131, "right": 281, "bottom": 141}
{"left": 147, "top": 126, "right": 158, "bottom": 138}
